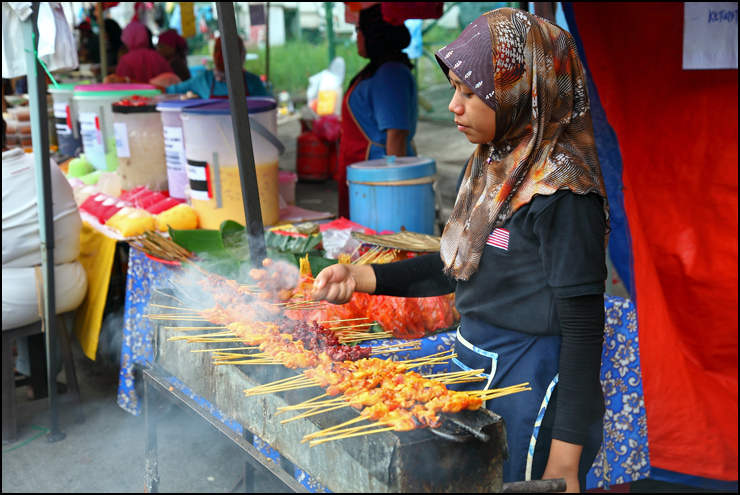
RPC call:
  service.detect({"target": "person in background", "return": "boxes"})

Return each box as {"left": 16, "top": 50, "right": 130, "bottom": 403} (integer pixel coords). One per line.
{"left": 2, "top": 119, "right": 88, "bottom": 398}
{"left": 104, "top": 19, "right": 124, "bottom": 74}
{"left": 77, "top": 19, "right": 125, "bottom": 76}
{"left": 157, "top": 29, "right": 191, "bottom": 82}
{"left": 312, "top": 8, "right": 609, "bottom": 492}
{"left": 76, "top": 20, "right": 98, "bottom": 64}
{"left": 337, "top": 3, "right": 417, "bottom": 219}
{"left": 165, "top": 35, "right": 267, "bottom": 99}
{"left": 105, "top": 20, "right": 171, "bottom": 84}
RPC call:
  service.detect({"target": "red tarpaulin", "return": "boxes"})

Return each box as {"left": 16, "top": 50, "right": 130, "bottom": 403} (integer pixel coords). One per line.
{"left": 572, "top": 2, "right": 738, "bottom": 483}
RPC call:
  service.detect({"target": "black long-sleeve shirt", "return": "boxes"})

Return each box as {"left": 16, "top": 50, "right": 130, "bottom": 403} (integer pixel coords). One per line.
{"left": 372, "top": 189, "right": 607, "bottom": 444}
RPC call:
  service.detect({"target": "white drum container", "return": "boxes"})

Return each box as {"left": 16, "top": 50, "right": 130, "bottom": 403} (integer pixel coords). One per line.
{"left": 181, "top": 98, "right": 280, "bottom": 229}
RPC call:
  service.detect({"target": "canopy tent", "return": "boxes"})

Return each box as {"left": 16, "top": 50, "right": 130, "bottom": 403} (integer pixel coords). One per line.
{"left": 564, "top": 2, "right": 738, "bottom": 490}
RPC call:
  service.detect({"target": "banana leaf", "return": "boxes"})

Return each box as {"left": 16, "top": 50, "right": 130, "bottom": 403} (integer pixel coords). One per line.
{"left": 168, "top": 220, "right": 334, "bottom": 279}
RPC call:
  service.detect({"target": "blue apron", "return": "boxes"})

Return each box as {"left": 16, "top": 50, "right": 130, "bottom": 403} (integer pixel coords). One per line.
{"left": 448, "top": 315, "right": 602, "bottom": 487}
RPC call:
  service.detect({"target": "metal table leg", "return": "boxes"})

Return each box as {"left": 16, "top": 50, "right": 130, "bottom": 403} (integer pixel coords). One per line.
{"left": 142, "top": 366, "right": 307, "bottom": 493}
{"left": 144, "top": 375, "right": 160, "bottom": 493}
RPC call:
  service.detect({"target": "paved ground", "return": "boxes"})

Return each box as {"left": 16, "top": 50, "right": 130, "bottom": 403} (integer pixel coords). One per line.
{"left": 3, "top": 116, "right": 656, "bottom": 493}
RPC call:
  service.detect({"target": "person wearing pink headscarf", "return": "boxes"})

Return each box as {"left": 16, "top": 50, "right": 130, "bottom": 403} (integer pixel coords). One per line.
{"left": 110, "top": 20, "right": 172, "bottom": 83}
{"left": 157, "top": 29, "right": 190, "bottom": 81}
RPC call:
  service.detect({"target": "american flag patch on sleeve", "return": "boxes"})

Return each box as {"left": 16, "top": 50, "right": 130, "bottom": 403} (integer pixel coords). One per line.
{"left": 486, "top": 228, "right": 510, "bottom": 251}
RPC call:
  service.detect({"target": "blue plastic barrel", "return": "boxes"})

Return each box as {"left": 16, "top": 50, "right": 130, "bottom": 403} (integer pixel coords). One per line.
{"left": 347, "top": 156, "right": 436, "bottom": 234}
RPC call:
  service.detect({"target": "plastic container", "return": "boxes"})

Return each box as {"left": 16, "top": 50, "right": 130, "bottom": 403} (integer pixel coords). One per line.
{"left": 156, "top": 99, "right": 213, "bottom": 200}
{"left": 14, "top": 121, "right": 32, "bottom": 134}
{"left": 17, "top": 134, "right": 33, "bottom": 147}
{"left": 73, "top": 84, "right": 160, "bottom": 172}
{"left": 7, "top": 107, "right": 30, "bottom": 121}
{"left": 347, "top": 156, "right": 437, "bottom": 235}
{"left": 181, "top": 97, "right": 280, "bottom": 229}
{"left": 49, "top": 83, "right": 86, "bottom": 157}
{"left": 278, "top": 171, "right": 298, "bottom": 205}
{"left": 111, "top": 102, "right": 168, "bottom": 191}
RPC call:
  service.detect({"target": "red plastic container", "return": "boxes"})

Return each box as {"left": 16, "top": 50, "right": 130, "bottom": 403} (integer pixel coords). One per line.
{"left": 296, "top": 131, "right": 331, "bottom": 182}
{"left": 146, "top": 197, "right": 184, "bottom": 215}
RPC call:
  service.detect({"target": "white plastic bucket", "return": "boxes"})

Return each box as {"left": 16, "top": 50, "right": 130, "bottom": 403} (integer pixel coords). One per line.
{"left": 181, "top": 98, "right": 281, "bottom": 229}
{"left": 73, "top": 84, "right": 160, "bottom": 171}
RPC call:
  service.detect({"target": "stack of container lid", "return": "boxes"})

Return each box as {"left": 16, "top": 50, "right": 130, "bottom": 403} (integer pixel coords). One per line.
{"left": 5, "top": 106, "right": 32, "bottom": 150}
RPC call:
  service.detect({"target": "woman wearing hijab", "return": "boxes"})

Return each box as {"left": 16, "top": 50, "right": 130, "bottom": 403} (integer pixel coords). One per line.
{"left": 165, "top": 35, "right": 267, "bottom": 99}
{"left": 157, "top": 29, "right": 191, "bottom": 81}
{"left": 108, "top": 20, "right": 172, "bottom": 83}
{"left": 312, "top": 8, "right": 609, "bottom": 492}
{"left": 337, "top": 3, "right": 417, "bottom": 219}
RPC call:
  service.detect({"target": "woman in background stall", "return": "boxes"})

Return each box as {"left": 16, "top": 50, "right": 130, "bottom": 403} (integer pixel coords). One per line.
{"left": 157, "top": 29, "right": 191, "bottom": 82}
{"left": 313, "top": 8, "right": 609, "bottom": 492}
{"left": 105, "top": 20, "right": 171, "bottom": 84}
{"left": 164, "top": 35, "right": 267, "bottom": 99}
{"left": 337, "top": 3, "right": 418, "bottom": 219}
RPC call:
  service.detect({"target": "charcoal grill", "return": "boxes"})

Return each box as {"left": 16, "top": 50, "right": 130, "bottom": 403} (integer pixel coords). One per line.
{"left": 145, "top": 290, "right": 565, "bottom": 493}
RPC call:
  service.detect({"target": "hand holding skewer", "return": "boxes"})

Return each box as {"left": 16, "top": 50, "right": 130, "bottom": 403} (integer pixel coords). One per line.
{"left": 311, "top": 264, "right": 376, "bottom": 304}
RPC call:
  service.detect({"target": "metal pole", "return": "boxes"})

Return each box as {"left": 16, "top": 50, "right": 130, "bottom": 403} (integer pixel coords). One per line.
{"left": 22, "top": 2, "right": 65, "bottom": 442}
{"left": 265, "top": 2, "right": 270, "bottom": 93}
{"left": 215, "top": 2, "right": 266, "bottom": 267}
{"left": 325, "top": 2, "right": 335, "bottom": 64}
{"left": 96, "top": 2, "right": 107, "bottom": 81}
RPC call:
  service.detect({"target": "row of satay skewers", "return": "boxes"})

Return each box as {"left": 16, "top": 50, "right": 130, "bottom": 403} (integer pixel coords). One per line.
{"left": 147, "top": 259, "right": 531, "bottom": 446}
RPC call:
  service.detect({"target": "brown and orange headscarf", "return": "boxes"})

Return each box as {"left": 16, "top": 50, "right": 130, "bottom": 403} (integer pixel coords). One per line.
{"left": 436, "top": 8, "right": 609, "bottom": 281}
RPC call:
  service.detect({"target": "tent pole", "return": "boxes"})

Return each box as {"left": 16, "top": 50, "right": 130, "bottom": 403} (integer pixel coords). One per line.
{"left": 96, "top": 2, "right": 107, "bottom": 81}
{"left": 215, "top": 2, "right": 266, "bottom": 267}
{"left": 22, "top": 2, "right": 65, "bottom": 442}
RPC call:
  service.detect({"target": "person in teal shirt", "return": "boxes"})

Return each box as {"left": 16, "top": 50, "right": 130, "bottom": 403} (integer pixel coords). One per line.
{"left": 166, "top": 35, "right": 268, "bottom": 98}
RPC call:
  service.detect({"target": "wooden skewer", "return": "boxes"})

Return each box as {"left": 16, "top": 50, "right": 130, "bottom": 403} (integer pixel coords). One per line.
{"left": 422, "top": 369, "right": 485, "bottom": 379}
{"left": 372, "top": 341, "right": 422, "bottom": 351}
{"left": 331, "top": 323, "right": 374, "bottom": 330}
{"left": 305, "top": 420, "right": 393, "bottom": 440}
{"left": 275, "top": 393, "right": 332, "bottom": 415}
{"left": 166, "top": 326, "right": 227, "bottom": 330}
{"left": 280, "top": 402, "right": 354, "bottom": 423}
{"left": 169, "top": 330, "right": 234, "bottom": 340}
{"left": 309, "top": 426, "right": 396, "bottom": 447}
{"left": 153, "top": 289, "right": 191, "bottom": 308}
{"left": 243, "top": 376, "right": 318, "bottom": 395}
{"left": 190, "top": 347, "right": 256, "bottom": 353}
{"left": 301, "top": 416, "right": 368, "bottom": 442}
{"left": 150, "top": 304, "right": 201, "bottom": 312}
{"left": 277, "top": 396, "right": 346, "bottom": 413}
{"left": 146, "top": 316, "right": 208, "bottom": 321}
{"left": 316, "top": 317, "right": 370, "bottom": 324}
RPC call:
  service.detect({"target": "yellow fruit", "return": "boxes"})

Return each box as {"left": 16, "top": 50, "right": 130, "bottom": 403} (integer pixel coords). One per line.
{"left": 155, "top": 204, "right": 198, "bottom": 232}
{"left": 106, "top": 208, "right": 155, "bottom": 237}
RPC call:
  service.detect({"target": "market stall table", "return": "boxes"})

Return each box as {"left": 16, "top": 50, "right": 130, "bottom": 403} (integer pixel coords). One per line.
{"left": 120, "top": 248, "right": 650, "bottom": 490}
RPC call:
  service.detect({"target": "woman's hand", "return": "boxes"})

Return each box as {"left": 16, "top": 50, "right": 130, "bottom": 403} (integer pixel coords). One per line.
{"left": 311, "top": 264, "right": 376, "bottom": 304}
{"left": 541, "top": 439, "right": 583, "bottom": 493}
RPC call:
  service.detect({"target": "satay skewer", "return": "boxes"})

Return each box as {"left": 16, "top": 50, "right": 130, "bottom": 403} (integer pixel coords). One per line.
{"left": 309, "top": 426, "right": 397, "bottom": 447}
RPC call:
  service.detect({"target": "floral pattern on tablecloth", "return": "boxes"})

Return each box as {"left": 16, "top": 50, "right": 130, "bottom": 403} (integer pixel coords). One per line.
{"left": 586, "top": 295, "right": 650, "bottom": 489}
{"left": 118, "top": 249, "right": 178, "bottom": 415}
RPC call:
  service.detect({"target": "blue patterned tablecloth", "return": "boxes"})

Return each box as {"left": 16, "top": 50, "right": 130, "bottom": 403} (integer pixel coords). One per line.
{"left": 120, "top": 249, "right": 649, "bottom": 490}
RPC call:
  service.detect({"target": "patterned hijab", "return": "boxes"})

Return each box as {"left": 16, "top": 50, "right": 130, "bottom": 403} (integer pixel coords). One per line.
{"left": 436, "top": 8, "right": 609, "bottom": 281}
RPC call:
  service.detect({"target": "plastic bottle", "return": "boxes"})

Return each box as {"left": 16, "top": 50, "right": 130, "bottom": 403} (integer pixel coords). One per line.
{"left": 97, "top": 172, "right": 122, "bottom": 198}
